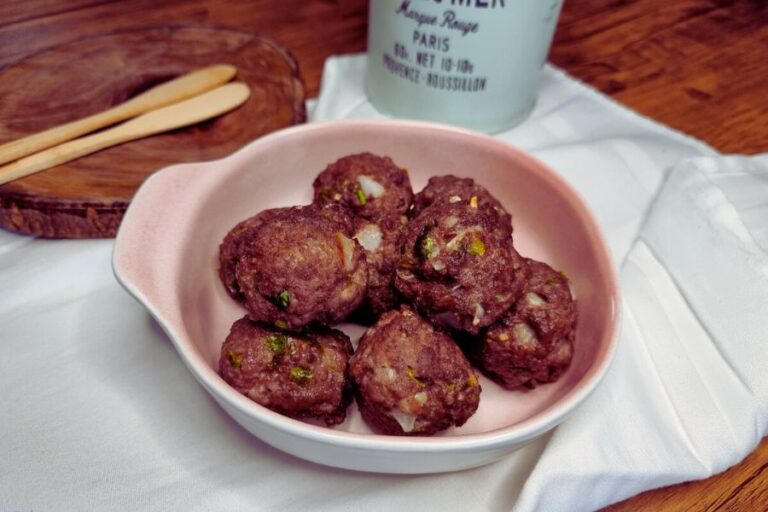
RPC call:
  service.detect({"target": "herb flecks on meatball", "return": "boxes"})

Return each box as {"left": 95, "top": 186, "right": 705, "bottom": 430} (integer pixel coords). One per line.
{"left": 313, "top": 152, "right": 414, "bottom": 220}
{"left": 349, "top": 306, "right": 480, "bottom": 436}
{"left": 471, "top": 259, "right": 577, "bottom": 389}
{"left": 235, "top": 204, "right": 367, "bottom": 331}
{"left": 352, "top": 213, "right": 408, "bottom": 317}
{"left": 219, "top": 317, "right": 354, "bottom": 426}
{"left": 411, "top": 175, "right": 512, "bottom": 233}
{"left": 396, "top": 200, "right": 526, "bottom": 334}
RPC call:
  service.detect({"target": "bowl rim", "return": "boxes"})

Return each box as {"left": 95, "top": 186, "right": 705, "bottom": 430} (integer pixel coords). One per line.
{"left": 113, "top": 118, "right": 621, "bottom": 453}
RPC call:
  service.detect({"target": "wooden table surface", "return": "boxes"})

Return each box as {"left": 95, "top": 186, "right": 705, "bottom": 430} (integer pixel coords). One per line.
{"left": 1, "top": 0, "right": 765, "bottom": 509}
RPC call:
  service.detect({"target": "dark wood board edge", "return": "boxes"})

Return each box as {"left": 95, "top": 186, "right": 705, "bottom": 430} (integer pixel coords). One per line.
{"left": 0, "top": 23, "right": 308, "bottom": 239}
{"left": 0, "top": 192, "right": 127, "bottom": 238}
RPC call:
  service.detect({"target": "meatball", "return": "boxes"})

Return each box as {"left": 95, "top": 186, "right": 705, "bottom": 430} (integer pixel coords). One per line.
{"left": 219, "top": 209, "right": 282, "bottom": 301}
{"left": 219, "top": 317, "right": 353, "bottom": 425}
{"left": 471, "top": 259, "right": 577, "bottom": 389}
{"left": 313, "top": 152, "right": 414, "bottom": 219}
{"left": 349, "top": 306, "right": 480, "bottom": 436}
{"left": 395, "top": 200, "right": 526, "bottom": 334}
{"left": 411, "top": 175, "right": 512, "bottom": 232}
{"left": 235, "top": 204, "right": 367, "bottom": 330}
{"left": 352, "top": 213, "right": 408, "bottom": 317}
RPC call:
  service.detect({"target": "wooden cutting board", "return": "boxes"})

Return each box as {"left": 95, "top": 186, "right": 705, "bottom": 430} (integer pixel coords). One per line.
{"left": 0, "top": 26, "right": 306, "bottom": 238}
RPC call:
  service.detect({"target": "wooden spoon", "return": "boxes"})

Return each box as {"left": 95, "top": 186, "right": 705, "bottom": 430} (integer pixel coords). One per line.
{"left": 0, "top": 64, "right": 237, "bottom": 166}
{"left": 0, "top": 82, "right": 251, "bottom": 186}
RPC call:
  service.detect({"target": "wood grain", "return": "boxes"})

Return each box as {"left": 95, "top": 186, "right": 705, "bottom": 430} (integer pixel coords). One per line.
{"left": 550, "top": 0, "right": 768, "bottom": 155}
{"left": 0, "top": 0, "right": 765, "bottom": 508}
{"left": 605, "top": 437, "right": 768, "bottom": 511}
{"left": 0, "top": 26, "right": 305, "bottom": 237}
{"left": 0, "top": 82, "right": 251, "bottom": 186}
{"left": 0, "top": 64, "right": 236, "bottom": 166}
{"left": 0, "top": 0, "right": 368, "bottom": 98}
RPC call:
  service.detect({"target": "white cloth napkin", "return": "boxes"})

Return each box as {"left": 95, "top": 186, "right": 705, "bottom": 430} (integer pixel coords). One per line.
{"left": 311, "top": 56, "right": 768, "bottom": 511}
{"left": 516, "top": 154, "right": 768, "bottom": 511}
{"left": 1, "top": 54, "right": 766, "bottom": 512}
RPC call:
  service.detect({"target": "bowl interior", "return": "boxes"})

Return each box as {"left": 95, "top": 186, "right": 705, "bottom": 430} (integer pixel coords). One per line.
{"left": 171, "top": 122, "right": 616, "bottom": 437}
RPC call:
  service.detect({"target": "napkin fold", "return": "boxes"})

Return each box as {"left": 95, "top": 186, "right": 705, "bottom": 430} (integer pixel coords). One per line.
{"left": 1, "top": 54, "right": 766, "bottom": 512}
{"left": 311, "top": 55, "right": 768, "bottom": 511}
{"left": 515, "top": 154, "right": 768, "bottom": 511}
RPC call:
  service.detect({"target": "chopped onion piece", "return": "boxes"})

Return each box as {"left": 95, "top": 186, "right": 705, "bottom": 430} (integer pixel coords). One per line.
{"left": 396, "top": 269, "right": 415, "bottom": 281}
{"left": 513, "top": 323, "right": 539, "bottom": 350}
{"left": 399, "top": 392, "right": 427, "bottom": 413}
{"left": 446, "top": 227, "right": 482, "bottom": 251}
{"left": 357, "top": 175, "right": 385, "bottom": 198}
{"left": 375, "top": 366, "right": 397, "bottom": 382}
{"left": 446, "top": 231, "right": 467, "bottom": 251}
{"left": 549, "top": 341, "right": 572, "bottom": 363}
{"left": 472, "top": 303, "right": 485, "bottom": 326}
{"left": 449, "top": 195, "right": 462, "bottom": 203}
{"left": 336, "top": 232, "right": 356, "bottom": 271}
{"left": 432, "top": 260, "right": 446, "bottom": 271}
{"left": 390, "top": 408, "right": 417, "bottom": 433}
{"left": 354, "top": 223, "right": 383, "bottom": 252}
{"left": 525, "top": 292, "right": 546, "bottom": 307}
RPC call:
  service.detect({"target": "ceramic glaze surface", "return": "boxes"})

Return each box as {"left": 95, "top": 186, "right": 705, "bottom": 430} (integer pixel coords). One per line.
{"left": 367, "top": 1, "right": 564, "bottom": 132}
{"left": 113, "top": 120, "right": 619, "bottom": 473}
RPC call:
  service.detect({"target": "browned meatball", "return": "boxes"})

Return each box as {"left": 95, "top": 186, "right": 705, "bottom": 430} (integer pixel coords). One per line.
{"left": 313, "top": 152, "right": 414, "bottom": 219}
{"left": 235, "top": 204, "right": 367, "bottom": 331}
{"left": 411, "top": 175, "right": 512, "bottom": 232}
{"left": 471, "top": 259, "right": 577, "bottom": 389}
{"left": 219, "top": 317, "right": 354, "bottom": 425}
{"left": 219, "top": 209, "right": 282, "bottom": 301}
{"left": 352, "top": 213, "right": 408, "bottom": 317}
{"left": 395, "top": 200, "right": 526, "bottom": 335}
{"left": 349, "top": 306, "right": 481, "bottom": 436}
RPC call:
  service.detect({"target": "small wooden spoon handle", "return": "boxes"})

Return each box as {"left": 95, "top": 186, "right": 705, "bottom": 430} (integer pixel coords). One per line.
{"left": 0, "top": 64, "right": 237, "bottom": 166}
{"left": 0, "top": 82, "right": 251, "bottom": 186}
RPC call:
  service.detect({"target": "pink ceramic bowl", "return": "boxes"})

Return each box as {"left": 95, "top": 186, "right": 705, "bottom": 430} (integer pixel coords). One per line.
{"left": 113, "top": 120, "right": 619, "bottom": 474}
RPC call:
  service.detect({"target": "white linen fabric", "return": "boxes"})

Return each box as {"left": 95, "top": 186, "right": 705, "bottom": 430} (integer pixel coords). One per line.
{"left": 1, "top": 54, "right": 765, "bottom": 512}
{"left": 515, "top": 154, "right": 768, "bottom": 511}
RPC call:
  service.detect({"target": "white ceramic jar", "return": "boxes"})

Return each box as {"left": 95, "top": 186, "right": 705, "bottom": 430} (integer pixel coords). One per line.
{"left": 366, "top": 0, "right": 564, "bottom": 133}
